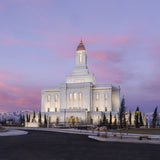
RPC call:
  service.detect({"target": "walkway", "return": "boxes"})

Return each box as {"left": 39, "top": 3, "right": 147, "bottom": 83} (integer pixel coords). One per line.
{"left": 0, "top": 129, "right": 28, "bottom": 136}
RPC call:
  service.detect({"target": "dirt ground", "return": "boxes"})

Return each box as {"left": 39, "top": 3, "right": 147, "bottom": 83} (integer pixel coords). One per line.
{"left": 111, "top": 128, "right": 160, "bottom": 135}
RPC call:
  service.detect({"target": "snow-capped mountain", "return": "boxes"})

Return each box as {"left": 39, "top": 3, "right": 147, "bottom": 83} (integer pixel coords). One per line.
{"left": 0, "top": 109, "right": 34, "bottom": 121}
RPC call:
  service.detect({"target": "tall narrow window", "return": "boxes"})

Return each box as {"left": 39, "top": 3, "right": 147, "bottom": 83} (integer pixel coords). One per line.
{"left": 69, "top": 93, "right": 72, "bottom": 101}
{"left": 55, "top": 108, "right": 57, "bottom": 112}
{"left": 55, "top": 95, "right": 58, "bottom": 102}
{"left": 47, "top": 95, "right": 50, "bottom": 102}
{"left": 96, "top": 93, "right": 99, "bottom": 101}
{"left": 96, "top": 107, "right": 99, "bottom": 111}
{"left": 105, "top": 107, "right": 107, "bottom": 112}
{"left": 79, "top": 93, "right": 82, "bottom": 101}
{"left": 79, "top": 54, "right": 82, "bottom": 63}
{"left": 74, "top": 93, "right": 77, "bottom": 101}
{"left": 48, "top": 108, "right": 50, "bottom": 112}
{"left": 104, "top": 93, "right": 108, "bottom": 100}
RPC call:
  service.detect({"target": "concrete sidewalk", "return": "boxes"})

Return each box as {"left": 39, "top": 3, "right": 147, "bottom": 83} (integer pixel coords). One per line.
{"left": 0, "top": 129, "right": 28, "bottom": 136}
{"left": 88, "top": 135, "right": 160, "bottom": 144}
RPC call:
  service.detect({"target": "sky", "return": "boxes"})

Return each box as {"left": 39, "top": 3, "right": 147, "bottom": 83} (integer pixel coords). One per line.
{"left": 0, "top": 0, "right": 160, "bottom": 113}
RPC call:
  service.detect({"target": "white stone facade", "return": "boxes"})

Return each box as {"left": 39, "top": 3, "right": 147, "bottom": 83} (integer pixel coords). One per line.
{"left": 41, "top": 41, "right": 120, "bottom": 124}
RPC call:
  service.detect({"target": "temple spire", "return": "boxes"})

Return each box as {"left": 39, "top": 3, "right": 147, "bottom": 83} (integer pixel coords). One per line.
{"left": 76, "top": 40, "right": 86, "bottom": 51}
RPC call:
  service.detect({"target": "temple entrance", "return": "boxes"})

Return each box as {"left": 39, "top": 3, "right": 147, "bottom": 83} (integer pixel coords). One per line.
{"left": 76, "top": 117, "right": 79, "bottom": 124}
{"left": 66, "top": 116, "right": 80, "bottom": 125}
{"left": 71, "top": 116, "right": 75, "bottom": 125}
{"left": 67, "top": 117, "right": 70, "bottom": 125}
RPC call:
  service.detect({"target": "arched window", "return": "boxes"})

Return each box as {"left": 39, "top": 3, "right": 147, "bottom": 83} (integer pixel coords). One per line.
{"left": 76, "top": 117, "right": 79, "bottom": 124}
{"left": 79, "top": 93, "right": 82, "bottom": 101}
{"left": 55, "top": 95, "right": 58, "bottom": 102}
{"left": 69, "top": 93, "right": 72, "bottom": 101}
{"left": 79, "top": 54, "right": 82, "bottom": 63}
{"left": 96, "top": 93, "right": 99, "bottom": 101}
{"left": 67, "top": 117, "right": 69, "bottom": 125}
{"left": 104, "top": 93, "right": 108, "bottom": 100}
{"left": 74, "top": 93, "right": 77, "bottom": 101}
{"left": 47, "top": 95, "right": 50, "bottom": 102}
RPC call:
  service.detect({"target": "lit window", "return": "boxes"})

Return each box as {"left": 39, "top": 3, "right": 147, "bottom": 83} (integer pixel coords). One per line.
{"left": 55, "top": 95, "right": 58, "bottom": 102}
{"left": 74, "top": 93, "right": 77, "bottom": 101}
{"left": 104, "top": 93, "right": 108, "bottom": 100}
{"left": 96, "top": 93, "right": 99, "bottom": 101}
{"left": 96, "top": 107, "right": 99, "bottom": 111}
{"left": 69, "top": 93, "right": 72, "bottom": 101}
{"left": 79, "top": 93, "right": 82, "bottom": 101}
{"left": 47, "top": 95, "right": 50, "bottom": 102}
{"left": 79, "top": 54, "right": 82, "bottom": 63}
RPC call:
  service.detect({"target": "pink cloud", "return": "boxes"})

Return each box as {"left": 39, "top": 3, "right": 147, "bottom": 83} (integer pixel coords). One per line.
{"left": 62, "top": 35, "right": 106, "bottom": 44}
{"left": 153, "top": 45, "right": 160, "bottom": 58}
{"left": 0, "top": 71, "right": 22, "bottom": 82}
{"left": 62, "top": 34, "right": 132, "bottom": 47}
{"left": 33, "top": 29, "right": 132, "bottom": 47}
{"left": 89, "top": 50, "right": 122, "bottom": 62}
{"left": 108, "top": 35, "right": 132, "bottom": 46}
{"left": 126, "top": 76, "right": 160, "bottom": 104}
{"left": 140, "top": 77, "right": 160, "bottom": 101}
{"left": 0, "top": 84, "right": 41, "bottom": 112}
{"left": 0, "top": 70, "right": 41, "bottom": 112}
{"left": 2, "top": 35, "right": 19, "bottom": 45}
{"left": 90, "top": 64, "right": 125, "bottom": 84}
{"left": 0, "top": 81, "right": 22, "bottom": 93}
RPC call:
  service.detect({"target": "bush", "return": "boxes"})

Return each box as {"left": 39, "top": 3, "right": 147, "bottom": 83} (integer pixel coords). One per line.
{"left": 100, "top": 134, "right": 108, "bottom": 138}
{"left": 120, "top": 135, "right": 123, "bottom": 139}
{"left": 139, "top": 136, "right": 150, "bottom": 140}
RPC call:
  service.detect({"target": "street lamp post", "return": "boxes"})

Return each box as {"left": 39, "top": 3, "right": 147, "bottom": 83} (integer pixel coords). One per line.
{"left": 47, "top": 114, "right": 49, "bottom": 128}
{"left": 64, "top": 109, "right": 66, "bottom": 127}
{"left": 127, "top": 120, "right": 128, "bottom": 135}
{"left": 148, "top": 115, "right": 150, "bottom": 128}
{"left": 97, "top": 115, "right": 100, "bottom": 136}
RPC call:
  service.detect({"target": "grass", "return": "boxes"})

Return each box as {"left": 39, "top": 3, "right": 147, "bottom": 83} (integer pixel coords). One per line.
{"left": 111, "top": 128, "right": 160, "bottom": 135}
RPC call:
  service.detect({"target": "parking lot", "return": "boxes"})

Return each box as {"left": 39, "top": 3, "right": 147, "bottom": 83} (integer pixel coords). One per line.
{"left": 0, "top": 130, "right": 160, "bottom": 160}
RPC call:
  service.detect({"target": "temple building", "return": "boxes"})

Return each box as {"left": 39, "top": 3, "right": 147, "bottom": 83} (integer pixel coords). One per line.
{"left": 40, "top": 41, "right": 121, "bottom": 125}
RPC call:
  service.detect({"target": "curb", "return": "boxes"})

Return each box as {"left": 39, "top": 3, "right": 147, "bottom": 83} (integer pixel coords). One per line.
{"left": 88, "top": 135, "right": 160, "bottom": 144}
{"left": 0, "top": 129, "right": 28, "bottom": 136}
{"left": 0, "top": 128, "right": 8, "bottom": 132}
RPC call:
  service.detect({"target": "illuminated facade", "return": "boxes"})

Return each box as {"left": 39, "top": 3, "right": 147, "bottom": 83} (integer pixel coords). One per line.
{"left": 41, "top": 41, "right": 120, "bottom": 124}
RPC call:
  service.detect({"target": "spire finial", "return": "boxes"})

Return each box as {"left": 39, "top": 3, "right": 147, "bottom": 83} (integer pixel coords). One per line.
{"left": 76, "top": 40, "right": 85, "bottom": 51}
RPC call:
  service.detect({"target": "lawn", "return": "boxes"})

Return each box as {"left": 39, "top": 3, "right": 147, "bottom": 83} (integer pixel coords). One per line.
{"left": 111, "top": 128, "right": 160, "bottom": 135}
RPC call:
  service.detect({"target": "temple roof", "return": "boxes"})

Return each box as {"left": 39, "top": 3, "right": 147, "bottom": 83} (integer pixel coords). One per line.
{"left": 76, "top": 40, "right": 86, "bottom": 51}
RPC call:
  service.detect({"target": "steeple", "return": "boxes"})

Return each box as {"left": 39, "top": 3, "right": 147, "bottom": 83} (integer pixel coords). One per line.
{"left": 75, "top": 40, "right": 87, "bottom": 70}
{"left": 65, "top": 40, "right": 96, "bottom": 85}
{"left": 76, "top": 40, "right": 86, "bottom": 51}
